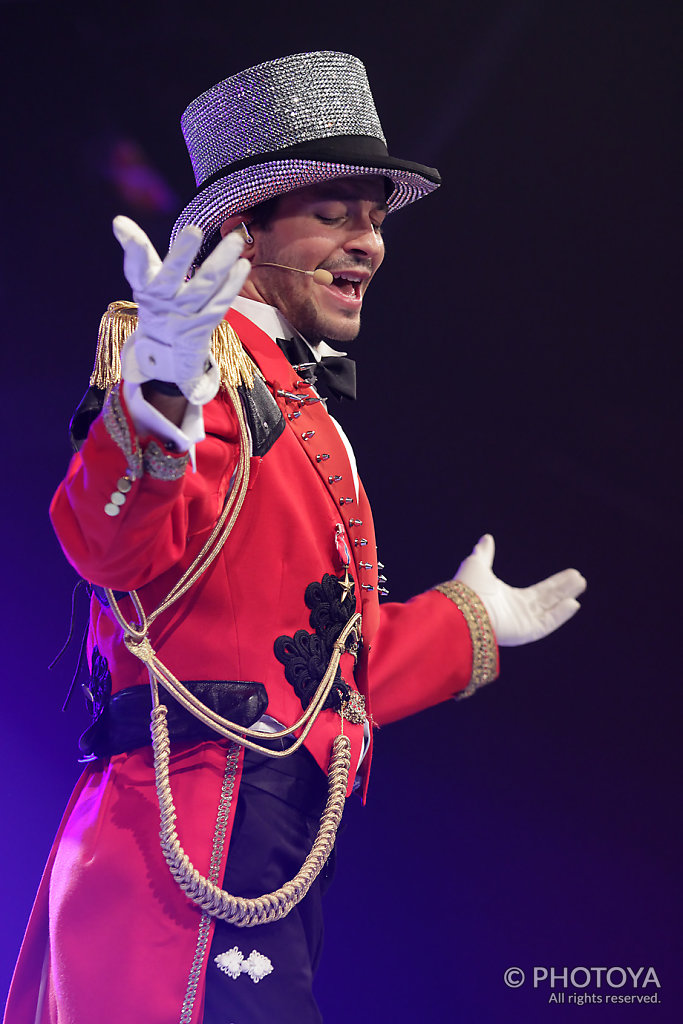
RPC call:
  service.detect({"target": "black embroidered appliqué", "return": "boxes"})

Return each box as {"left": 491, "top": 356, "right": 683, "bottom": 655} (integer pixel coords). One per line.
{"left": 78, "top": 645, "right": 113, "bottom": 757}
{"left": 274, "top": 573, "right": 357, "bottom": 713}
{"left": 85, "top": 646, "right": 112, "bottom": 720}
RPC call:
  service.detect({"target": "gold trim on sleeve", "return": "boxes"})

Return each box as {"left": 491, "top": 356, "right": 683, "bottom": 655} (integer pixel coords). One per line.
{"left": 433, "top": 580, "right": 498, "bottom": 699}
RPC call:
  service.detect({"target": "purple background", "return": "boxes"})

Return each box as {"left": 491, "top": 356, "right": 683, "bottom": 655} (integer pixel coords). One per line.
{"left": 1, "top": 1, "right": 680, "bottom": 1020}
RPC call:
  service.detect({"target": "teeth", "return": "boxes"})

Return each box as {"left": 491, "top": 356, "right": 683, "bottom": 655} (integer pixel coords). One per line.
{"left": 333, "top": 272, "right": 362, "bottom": 283}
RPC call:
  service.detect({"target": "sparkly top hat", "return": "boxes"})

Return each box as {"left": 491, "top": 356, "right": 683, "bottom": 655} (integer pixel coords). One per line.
{"left": 170, "top": 51, "right": 441, "bottom": 255}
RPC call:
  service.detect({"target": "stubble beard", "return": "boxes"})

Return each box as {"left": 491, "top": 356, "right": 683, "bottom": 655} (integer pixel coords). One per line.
{"left": 261, "top": 273, "right": 361, "bottom": 345}
{"left": 290, "top": 296, "right": 361, "bottom": 346}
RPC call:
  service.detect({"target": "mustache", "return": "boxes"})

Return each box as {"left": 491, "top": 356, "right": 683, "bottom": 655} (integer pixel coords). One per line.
{"left": 319, "top": 257, "right": 374, "bottom": 274}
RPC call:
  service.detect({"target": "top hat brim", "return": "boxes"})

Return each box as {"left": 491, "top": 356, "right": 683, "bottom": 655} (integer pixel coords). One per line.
{"left": 169, "top": 138, "right": 441, "bottom": 259}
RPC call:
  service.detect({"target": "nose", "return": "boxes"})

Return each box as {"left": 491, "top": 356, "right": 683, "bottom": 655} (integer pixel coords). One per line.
{"left": 343, "top": 216, "right": 384, "bottom": 263}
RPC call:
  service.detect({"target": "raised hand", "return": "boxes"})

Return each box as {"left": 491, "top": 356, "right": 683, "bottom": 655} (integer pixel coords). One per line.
{"left": 113, "top": 216, "right": 250, "bottom": 404}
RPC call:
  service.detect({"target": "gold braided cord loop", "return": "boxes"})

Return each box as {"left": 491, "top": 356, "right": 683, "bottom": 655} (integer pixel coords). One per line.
{"left": 131, "top": 610, "right": 357, "bottom": 924}
{"left": 152, "top": 709, "right": 350, "bottom": 927}
{"left": 99, "top": 369, "right": 359, "bottom": 923}
{"left": 104, "top": 368, "right": 361, "bottom": 756}
{"left": 122, "top": 611, "right": 361, "bottom": 758}
{"left": 108, "top": 376, "right": 252, "bottom": 634}
{"left": 89, "top": 302, "right": 262, "bottom": 392}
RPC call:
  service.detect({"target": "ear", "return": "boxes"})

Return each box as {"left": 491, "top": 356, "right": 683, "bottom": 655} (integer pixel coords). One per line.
{"left": 220, "top": 214, "right": 253, "bottom": 243}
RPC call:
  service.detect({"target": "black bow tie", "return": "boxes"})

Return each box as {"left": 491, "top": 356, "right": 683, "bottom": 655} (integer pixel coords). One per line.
{"left": 275, "top": 335, "right": 356, "bottom": 402}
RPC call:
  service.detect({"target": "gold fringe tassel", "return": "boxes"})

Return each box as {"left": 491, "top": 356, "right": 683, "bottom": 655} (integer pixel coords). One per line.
{"left": 89, "top": 302, "right": 260, "bottom": 391}
{"left": 212, "top": 320, "right": 260, "bottom": 390}
{"left": 90, "top": 301, "right": 138, "bottom": 389}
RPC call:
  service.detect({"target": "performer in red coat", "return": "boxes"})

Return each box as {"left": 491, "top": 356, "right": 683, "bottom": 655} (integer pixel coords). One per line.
{"left": 4, "top": 52, "right": 585, "bottom": 1024}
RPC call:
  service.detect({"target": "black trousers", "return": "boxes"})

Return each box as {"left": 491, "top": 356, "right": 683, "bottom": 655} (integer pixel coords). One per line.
{"left": 203, "top": 745, "right": 335, "bottom": 1024}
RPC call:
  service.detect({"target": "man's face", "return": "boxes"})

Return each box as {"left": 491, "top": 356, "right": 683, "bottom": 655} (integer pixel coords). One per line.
{"left": 241, "top": 176, "right": 387, "bottom": 343}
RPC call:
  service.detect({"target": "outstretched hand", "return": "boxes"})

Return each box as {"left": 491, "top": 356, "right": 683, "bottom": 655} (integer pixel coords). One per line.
{"left": 455, "top": 534, "right": 586, "bottom": 647}
{"left": 112, "top": 216, "right": 251, "bottom": 405}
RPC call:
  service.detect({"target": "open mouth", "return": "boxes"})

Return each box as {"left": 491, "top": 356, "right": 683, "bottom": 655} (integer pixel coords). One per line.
{"left": 328, "top": 272, "right": 363, "bottom": 301}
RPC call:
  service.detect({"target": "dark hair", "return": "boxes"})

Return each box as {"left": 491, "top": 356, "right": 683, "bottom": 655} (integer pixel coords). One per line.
{"left": 246, "top": 196, "right": 280, "bottom": 230}
{"left": 194, "top": 194, "right": 281, "bottom": 268}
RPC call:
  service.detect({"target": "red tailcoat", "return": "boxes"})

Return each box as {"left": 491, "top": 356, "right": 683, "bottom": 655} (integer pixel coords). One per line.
{"left": 5, "top": 310, "right": 494, "bottom": 1024}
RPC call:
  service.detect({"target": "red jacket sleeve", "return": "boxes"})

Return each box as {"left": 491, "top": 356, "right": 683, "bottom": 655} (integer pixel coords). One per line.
{"left": 49, "top": 387, "right": 239, "bottom": 592}
{"left": 368, "top": 587, "right": 499, "bottom": 727}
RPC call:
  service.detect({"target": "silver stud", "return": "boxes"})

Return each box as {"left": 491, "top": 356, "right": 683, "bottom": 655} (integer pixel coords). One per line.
{"left": 349, "top": 518, "right": 363, "bottom": 527}
{"left": 354, "top": 538, "right": 368, "bottom": 547}
{"left": 277, "top": 389, "right": 305, "bottom": 404}
{"left": 287, "top": 411, "right": 301, "bottom": 419}
{"left": 316, "top": 453, "right": 330, "bottom": 462}
{"left": 302, "top": 430, "right": 315, "bottom": 440}
{"left": 378, "top": 587, "right": 390, "bottom": 596}
{"left": 359, "top": 561, "right": 373, "bottom": 570}
{"left": 378, "top": 574, "right": 388, "bottom": 583}
{"left": 339, "top": 497, "right": 354, "bottom": 505}
{"left": 104, "top": 502, "right": 120, "bottom": 517}
{"left": 377, "top": 561, "right": 385, "bottom": 569}
{"left": 361, "top": 584, "right": 374, "bottom": 592}
{"left": 328, "top": 475, "right": 342, "bottom": 483}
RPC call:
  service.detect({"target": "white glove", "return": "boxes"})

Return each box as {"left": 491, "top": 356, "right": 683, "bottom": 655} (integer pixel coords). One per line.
{"left": 455, "top": 534, "right": 586, "bottom": 646}
{"left": 112, "top": 215, "right": 251, "bottom": 405}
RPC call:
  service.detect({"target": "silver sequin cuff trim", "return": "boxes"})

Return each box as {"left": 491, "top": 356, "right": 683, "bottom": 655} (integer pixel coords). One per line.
{"left": 433, "top": 580, "right": 498, "bottom": 699}
{"left": 102, "top": 385, "right": 143, "bottom": 480}
{"left": 143, "top": 440, "right": 190, "bottom": 481}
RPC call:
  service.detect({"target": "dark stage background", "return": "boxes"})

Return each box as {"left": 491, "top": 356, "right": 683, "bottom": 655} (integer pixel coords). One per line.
{"left": 1, "top": 1, "right": 680, "bottom": 1021}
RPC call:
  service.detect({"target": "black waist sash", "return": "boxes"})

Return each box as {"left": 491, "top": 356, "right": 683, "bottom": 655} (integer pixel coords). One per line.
{"left": 78, "top": 680, "right": 268, "bottom": 758}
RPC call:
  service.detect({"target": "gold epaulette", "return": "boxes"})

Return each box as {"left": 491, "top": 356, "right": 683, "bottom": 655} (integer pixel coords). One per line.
{"left": 90, "top": 301, "right": 261, "bottom": 391}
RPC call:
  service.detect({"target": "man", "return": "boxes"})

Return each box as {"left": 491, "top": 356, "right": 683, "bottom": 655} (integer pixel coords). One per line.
{"left": 4, "top": 52, "right": 585, "bottom": 1024}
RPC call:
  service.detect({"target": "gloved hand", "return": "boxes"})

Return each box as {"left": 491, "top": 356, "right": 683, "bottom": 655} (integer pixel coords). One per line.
{"left": 455, "top": 534, "right": 586, "bottom": 646}
{"left": 113, "top": 215, "right": 251, "bottom": 405}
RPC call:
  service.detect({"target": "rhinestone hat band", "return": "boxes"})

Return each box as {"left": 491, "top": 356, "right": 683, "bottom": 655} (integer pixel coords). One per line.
{"left": 170, "top": 51, "right": 441, "bottom": 254}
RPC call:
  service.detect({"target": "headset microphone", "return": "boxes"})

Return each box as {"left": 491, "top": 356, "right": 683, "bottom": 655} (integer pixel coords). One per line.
{"left": 253, "top": 262, "right": 334, "bottom": 286}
